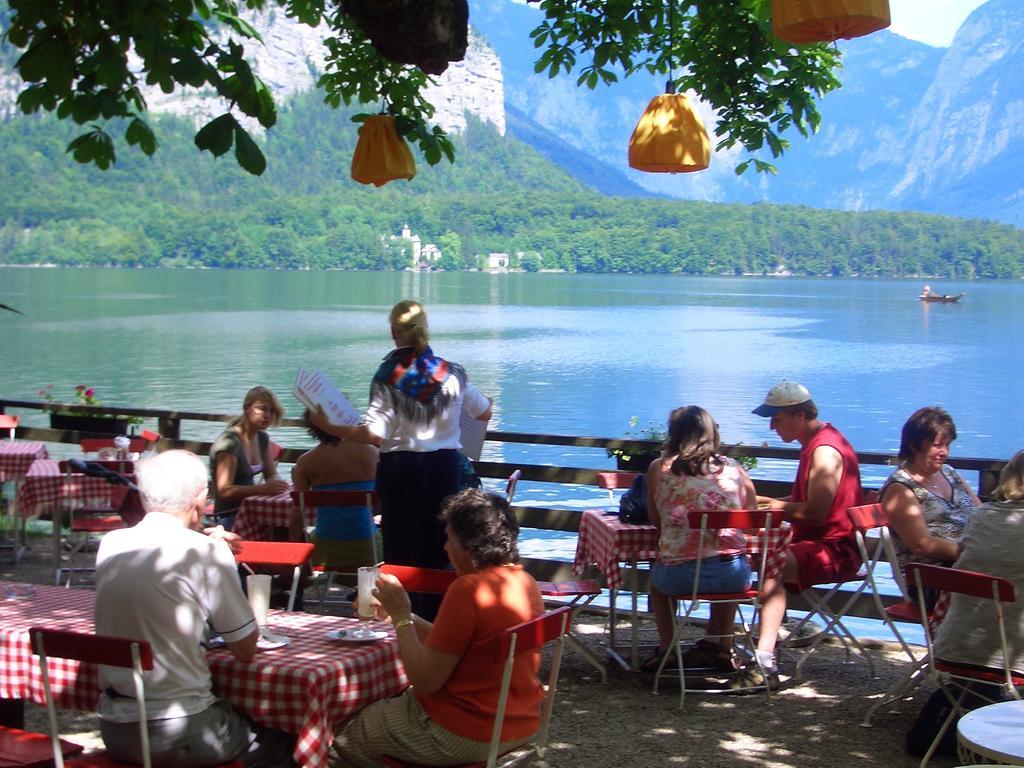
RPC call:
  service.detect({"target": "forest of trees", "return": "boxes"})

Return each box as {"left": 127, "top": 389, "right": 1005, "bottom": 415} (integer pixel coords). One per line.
{"left": 2, "top": 91, "right": 1023, "bottom": 278}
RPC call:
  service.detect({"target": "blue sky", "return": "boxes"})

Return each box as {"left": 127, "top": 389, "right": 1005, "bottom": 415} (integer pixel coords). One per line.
{"left": 890, "top": 0, "right": 988, "bottom": 46}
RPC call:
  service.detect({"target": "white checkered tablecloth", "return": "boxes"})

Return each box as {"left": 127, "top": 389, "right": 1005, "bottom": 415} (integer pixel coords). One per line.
{"left": 0, "top": 442, "right": 47, "bottom": 483}
{"left": 0, "top": 583, "right": 97, "bottom": 710}
{"left": 573, "top": 509, "right": 792, "bottom": 589}
{"left": 233, "top": 489, "right": 308, "bottom": 541}
{"left": 15, "top": 459, "right": 114, "bottom": 519}
{"left": 212, "top": 611, "right": 408, "bottom": 768}
{"left": 0, "top": 583, "right": 408, "bottom": 768}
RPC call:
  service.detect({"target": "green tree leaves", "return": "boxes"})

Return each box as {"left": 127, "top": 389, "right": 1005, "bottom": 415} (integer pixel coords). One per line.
{"left": 4, "top": 0, "right": 845, "bottom": 177}
{"left": 194, "top": 113, "right": 266, "bottom": 175}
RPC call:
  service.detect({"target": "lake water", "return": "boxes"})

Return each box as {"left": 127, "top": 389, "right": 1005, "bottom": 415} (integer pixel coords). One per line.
{"left": 4, "top": 268, "right": 1021, "bottom": 458}
{"left": 3, "top": 268, "right": 1021, "bottom": 638}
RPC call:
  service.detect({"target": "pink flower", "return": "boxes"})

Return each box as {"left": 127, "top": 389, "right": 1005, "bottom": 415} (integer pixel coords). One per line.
{"left": 85, "top": 388, "right": 95, "bottom": 398}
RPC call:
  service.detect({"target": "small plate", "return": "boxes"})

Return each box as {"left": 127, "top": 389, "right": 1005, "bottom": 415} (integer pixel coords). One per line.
{"left": 328, "top": 628, "right": 388, "bottom": 643}
{"left": 257, "top": 631, "right": 291, "bottom": 651}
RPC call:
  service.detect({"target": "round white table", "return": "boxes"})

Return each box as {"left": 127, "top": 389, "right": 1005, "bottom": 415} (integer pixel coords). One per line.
{"left": 957, "top": 700, "right": 1024, "bottom": 765}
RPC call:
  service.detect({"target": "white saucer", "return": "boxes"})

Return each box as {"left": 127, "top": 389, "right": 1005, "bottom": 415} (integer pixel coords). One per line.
{"left": 257, "top": 631, "right": 291, "bottom": 650}
{"left": 328, "top": 628, "right": 387, "bottom": 643}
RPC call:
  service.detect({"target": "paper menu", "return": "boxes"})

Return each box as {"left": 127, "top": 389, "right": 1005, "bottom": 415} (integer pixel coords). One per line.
{"left": 293, "top": 367, "right": 361, "bottom": 427}
{"left": 459, "top": 407, "right": 487, "bottom": 461}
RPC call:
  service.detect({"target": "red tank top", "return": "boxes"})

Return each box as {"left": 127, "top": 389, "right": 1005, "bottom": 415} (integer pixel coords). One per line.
{"left": 790, "top": 424, "right": 862, "bottom": 543}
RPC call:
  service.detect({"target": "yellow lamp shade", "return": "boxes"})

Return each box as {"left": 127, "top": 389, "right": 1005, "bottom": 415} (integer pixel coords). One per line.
{"left": 771, "top": 0, "right": 890, "bottom": 44}
{"left": 351, "top": 115, "right": 416, "bottom": 187}
{"left": 628, "top": 93, "right": 710, "bottom": 174}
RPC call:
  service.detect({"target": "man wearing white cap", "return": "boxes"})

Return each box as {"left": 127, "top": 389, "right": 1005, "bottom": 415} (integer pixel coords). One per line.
{"left": 741, "top": 381, "right": 863, "bottom": 688}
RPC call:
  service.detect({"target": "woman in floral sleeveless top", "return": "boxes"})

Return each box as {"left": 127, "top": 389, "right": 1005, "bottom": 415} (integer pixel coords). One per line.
{"left": 641, "top": 405, "right": 759, "bottom": 674}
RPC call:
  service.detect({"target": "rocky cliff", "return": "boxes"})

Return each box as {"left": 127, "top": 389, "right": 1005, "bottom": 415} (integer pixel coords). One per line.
{"left": 885, "top": 0, "right": 1024, "bottom": 223}
{"left": 0, "top": 8, "right": 506, "bottom": 137}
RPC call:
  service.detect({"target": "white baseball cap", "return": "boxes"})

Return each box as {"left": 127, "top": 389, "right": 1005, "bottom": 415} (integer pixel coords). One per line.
{"left": 752, "top": 380, "right": 813, "bottom": 417}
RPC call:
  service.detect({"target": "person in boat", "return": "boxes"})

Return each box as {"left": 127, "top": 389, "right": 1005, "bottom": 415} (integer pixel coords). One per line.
{"left": 922, "top": 284, "right": 933, "bottom": 297}
{"left": 329, "top": 489, "right": 543, "bottom": 768}
{"left": 641, "top": 405, "right": 762, "bottom": 676}
{"left": 310, "top": 300, "right": 492, "bottom": 620}
{"left": 95, "top": 450, "right": 296, "bottom": 768}
{"left": 210, "top": 385, "right": 289, "bottom": 531}
{"left": 290, "top": 408, "right": 379, "bottom": 569}
{"left": 881, "top": 407, "right": 980, "bottom": 608}
{"left": 753, "top": 380, "right": 864, "bottom": 690}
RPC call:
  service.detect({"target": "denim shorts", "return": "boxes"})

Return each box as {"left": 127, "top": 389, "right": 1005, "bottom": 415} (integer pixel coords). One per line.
{"left": 651, "top": 554, "right": 752, "bottom": 596}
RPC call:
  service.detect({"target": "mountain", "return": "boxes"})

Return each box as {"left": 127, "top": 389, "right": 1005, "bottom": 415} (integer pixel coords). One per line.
{"left": 469, "top": 0, "right": 1024, "bottom": 227}
{"left": 885, "top": 0, "right": 1024, "bottom": 224}
{"left": 3, "top": 1, "right": 1024, "bottom": 227}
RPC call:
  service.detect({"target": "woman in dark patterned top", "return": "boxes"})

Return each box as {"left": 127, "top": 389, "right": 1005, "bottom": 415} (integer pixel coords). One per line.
{"left": 881, "top": 407, "right": 981, "bottom": 586}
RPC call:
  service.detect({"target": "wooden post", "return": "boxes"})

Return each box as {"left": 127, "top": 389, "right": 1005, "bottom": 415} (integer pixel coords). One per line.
{"left": 158, "top": 416, "right": 181, "bottom": 440}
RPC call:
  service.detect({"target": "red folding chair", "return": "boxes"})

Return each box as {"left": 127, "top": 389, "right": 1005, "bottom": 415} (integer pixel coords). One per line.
{"left": 535, "top": 578, "right": 606, "bottom": 683}
{"left": 55, "top": 460, "right": 128, "bottom": 586}
{"left": 291, "top": 489, "right": 380, "bottom": 609}
{"left": 30, "top": 627, "right": 242, "bottom": 768}
{"left": 0, "top": 724, "right": 82, "bottom": 768}
{"left": 234, "top": 540, "right": 315, "bottom": 612}
{"left": 0, "top": 414, "right": 18, "bottom": 440}
{"left": 654, "top": 509, "right": 782, "bottom": 707}
{"left": 908, "top": 563, "right": 1024, "bottom": 768}
{"left": 382, "top": 607, "right": 572, "bottom": 768}
{"left": 595, "top": 471, "right": 640, "bottom": 510}
{"left": 848, "top": 502, "right": 932, "bottom": 727}
{"left": 504, "top": 469, "right": 521, "bottom": 503}
{"left": 380, "top": 563, "right": 457, "bottom": 595}
{"left": 80, "top": 437, "right": 152, "bottom": 459}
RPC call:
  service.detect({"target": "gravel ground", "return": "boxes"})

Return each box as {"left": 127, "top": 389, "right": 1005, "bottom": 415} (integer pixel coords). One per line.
{"left": 2, "top": 534, "right": 959, "bottom": 767}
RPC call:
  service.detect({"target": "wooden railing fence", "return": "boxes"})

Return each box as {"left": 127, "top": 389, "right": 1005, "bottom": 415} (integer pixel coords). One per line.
{"left": 1, "top": 398, "right": 1008, "bottom": 620}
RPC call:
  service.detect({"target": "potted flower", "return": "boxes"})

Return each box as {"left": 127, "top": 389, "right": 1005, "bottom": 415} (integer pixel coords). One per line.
{"left": 606, "top": 417, "right": 665, "bottom": 472}
{"left": 607, "top": 416, "right": 761, "bottom": 473}
{"left": 40, "top": 384, "right": 142, "bottom": 435}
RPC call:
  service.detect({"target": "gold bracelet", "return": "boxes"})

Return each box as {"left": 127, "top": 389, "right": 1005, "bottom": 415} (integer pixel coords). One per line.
{"left": 394, "top": 617, "right": 414, "bottom": 630}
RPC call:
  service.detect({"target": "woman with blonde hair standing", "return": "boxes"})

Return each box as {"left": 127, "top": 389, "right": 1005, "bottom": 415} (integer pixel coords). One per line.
{"left": 210, "top": 385, "right": 289, "bottom": 531}
{"left": 312, "top": 300, "right": 492, "bottom": 619}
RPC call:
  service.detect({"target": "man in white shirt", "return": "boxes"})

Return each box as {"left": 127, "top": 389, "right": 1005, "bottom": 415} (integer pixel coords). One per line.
{"left": 95, "top": 449, "right": 294, "bottom": 767}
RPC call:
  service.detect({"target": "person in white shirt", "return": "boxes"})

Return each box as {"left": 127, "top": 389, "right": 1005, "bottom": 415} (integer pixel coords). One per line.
{"left": 311, "top": 300, "right": 492, "bottom": 620}
{"left": 95, "top": 449, "right": 295, "bottom": 768}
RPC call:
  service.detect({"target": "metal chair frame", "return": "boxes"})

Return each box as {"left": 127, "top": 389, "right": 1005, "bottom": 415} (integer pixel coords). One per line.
{"left": 381, "top": 606, "right": 572, "bottom": 768}
{"left": 291, "top": 489, "right": 379, "bottom": 610}
{"left": 54, "top": 460, "right": 128, "bottom": 587}
{"left": 31, "top": 627, "right": 240, "bottom": 768}
{"left": 653, "top": 509, "right": 780, "bottom": 707}
{"left": 908, "top": 563, "right": 1024, "bottom": 768}
{"left": 849, "top": 502, "right": 931, "bottom": 727}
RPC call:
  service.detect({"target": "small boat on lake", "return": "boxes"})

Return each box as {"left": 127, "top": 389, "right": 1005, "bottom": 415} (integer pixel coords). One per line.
{"left": 919, "top": 292, "right": 965, "bottom": 303}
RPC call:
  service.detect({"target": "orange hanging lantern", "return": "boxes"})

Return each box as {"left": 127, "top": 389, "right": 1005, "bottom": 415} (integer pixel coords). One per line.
{"left": 628, "top": 86, "right": 710, "bottom": 174}
{"left": 771, "top": 0, "right": 890, "bottom": 45}
{"left": 351, "top": 114, "right": 416, "bottom": 187}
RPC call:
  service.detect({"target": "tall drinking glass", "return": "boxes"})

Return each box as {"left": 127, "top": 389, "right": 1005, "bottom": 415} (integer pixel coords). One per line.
{"left": 247, "top": 574, "right": 271, "bottom": 632}
{"left": 357, "top": 566, "right": 379, "bottom": 620}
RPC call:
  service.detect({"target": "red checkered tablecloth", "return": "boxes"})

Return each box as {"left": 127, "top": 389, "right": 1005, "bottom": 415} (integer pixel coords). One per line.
{"left": 233, "top": 489, "right": 305, "bottom": 540}
{"left": 573, "top": 509, "right": 792, "bottom": 589}
{"left": 15, "top": 460, "right": 115, "bottom": 519}
{"left": 0, "top": 583, "right": 408, "bottom": 768}
{"left": 0, "top": 442, "right": 47, "bottom": 483}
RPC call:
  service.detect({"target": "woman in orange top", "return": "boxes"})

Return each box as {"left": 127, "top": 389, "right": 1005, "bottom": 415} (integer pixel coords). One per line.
{"left": 330, "top": 489, "right": 543, "bottom": 768}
